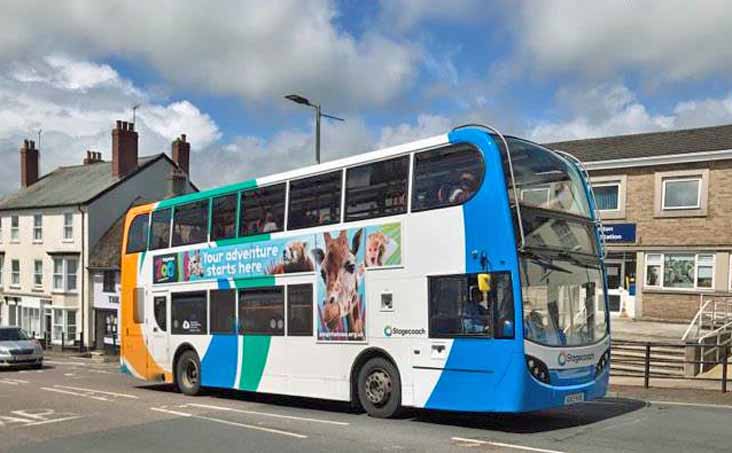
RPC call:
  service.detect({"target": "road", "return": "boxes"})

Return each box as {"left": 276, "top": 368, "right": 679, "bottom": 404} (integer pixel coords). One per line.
{"left": 1, "top": 358, "right": 731, "bottom": 453}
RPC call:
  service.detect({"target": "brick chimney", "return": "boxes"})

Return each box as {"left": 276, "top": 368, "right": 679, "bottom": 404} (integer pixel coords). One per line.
{"left": 112, "top": 120, "right": 138, "bottom": 178}
{"left": 171, "top": 134, "right": 190, "bottom": 175}
{"left": 20, "top": 139, "right": 39, "bottom": 188}
{"left": 167, "top": 168, "right": 188, "bottom": 198}
{"left": 83, "top": 150, "right": 104, "bottom": 165}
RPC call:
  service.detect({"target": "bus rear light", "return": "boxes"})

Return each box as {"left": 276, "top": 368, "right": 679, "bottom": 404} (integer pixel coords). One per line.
{"left": 525, "top": 355, "right": 550, "bottom": 384}
{"left": 595, "top": 349, "right": 610, "bottom": 376}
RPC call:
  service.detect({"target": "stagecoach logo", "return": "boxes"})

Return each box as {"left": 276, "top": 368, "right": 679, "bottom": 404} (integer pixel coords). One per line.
{"left": 557, "top": 351, "right": 595, "bottom": 367}
{"left": 383, "top": 325, "right": 426, "bottom": 337}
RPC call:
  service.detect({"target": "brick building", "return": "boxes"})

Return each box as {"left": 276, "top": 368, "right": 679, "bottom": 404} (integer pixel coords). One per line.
{"left": 548, "top": 125, "right": 732, "bottom": 323}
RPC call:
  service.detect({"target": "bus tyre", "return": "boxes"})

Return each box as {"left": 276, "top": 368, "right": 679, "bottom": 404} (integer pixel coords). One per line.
{"left": 176, "top": 350, "right": 201, "bottom": 396}
{"left": 357, "top": 357, "right": 402, "bottom": 418}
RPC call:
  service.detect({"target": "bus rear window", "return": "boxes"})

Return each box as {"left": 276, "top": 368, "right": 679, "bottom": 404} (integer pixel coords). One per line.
{"left": 126, "top": 214, "right": 149, "bottom": 254}
{"left": 412, "top": 144, "right": 483, "bottom": 212}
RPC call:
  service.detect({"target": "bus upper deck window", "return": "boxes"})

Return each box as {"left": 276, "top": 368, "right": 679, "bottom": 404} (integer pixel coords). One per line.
{"left": 211, "top": 194, "right": 237, "bottom": 241}
{"left": 288, "top": 172, "right": 342, "bottom": 230}
{"left": 412, "top": 144, "right": 484, "bottom": 212}
{"left": 172, "top": 199, "right": 209, "bottom": 247}
{"left": 149, "top": 208, "right": 172, "bottom": 250}
{"left": 125, "top": 214, "right": 149, "bottom": 254}
{"left": 240, "top": 183, "right": 286, "bottom": 236}
{"left": 345, "top": 156, "right": 409, "bottom": 222}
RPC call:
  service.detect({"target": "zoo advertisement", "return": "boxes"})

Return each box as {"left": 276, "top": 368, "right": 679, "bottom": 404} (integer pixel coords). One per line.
{"left": 152, "top": 236, "right": 316, "bottom": 284}
{"left": 315, "top": 222, "right": 402, "bottom": 342}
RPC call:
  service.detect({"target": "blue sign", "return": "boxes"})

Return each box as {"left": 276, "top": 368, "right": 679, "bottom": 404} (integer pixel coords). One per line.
{"left": 600, "top": 223, "right": 636, "bottom": 243}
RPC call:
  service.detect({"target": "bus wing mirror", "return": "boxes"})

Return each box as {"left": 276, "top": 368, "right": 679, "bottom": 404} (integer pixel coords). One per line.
{"left": 478, "top": 273, "right": 492, "bottom": 293}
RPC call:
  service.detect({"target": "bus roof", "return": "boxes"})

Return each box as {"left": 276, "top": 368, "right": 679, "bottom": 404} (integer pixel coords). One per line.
{"left": 157, "top": 132, "right": 450, "bottom": 209}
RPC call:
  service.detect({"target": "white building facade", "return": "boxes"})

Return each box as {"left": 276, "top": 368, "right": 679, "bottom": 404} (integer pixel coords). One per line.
{"left": 0, "top": 123, "right": 196, "bottom": 348}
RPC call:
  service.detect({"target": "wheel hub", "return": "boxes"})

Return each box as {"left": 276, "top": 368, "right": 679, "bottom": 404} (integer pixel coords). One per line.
{"left": 365, "top": 369, "right": 391, "bottom": 406}
{"left": 183, "top": 360, "right": 198, "bottom": 387}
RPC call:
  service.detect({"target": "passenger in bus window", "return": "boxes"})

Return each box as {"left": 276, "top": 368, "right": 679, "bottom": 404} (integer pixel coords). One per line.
{"left": 438, "top": 171, "right": 478, "bottom": 205}
{"left": 261, "top": 212, "right": 278, "bottom": 232}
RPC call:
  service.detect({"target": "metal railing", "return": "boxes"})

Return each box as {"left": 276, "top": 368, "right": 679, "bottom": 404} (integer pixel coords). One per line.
{"left": 612, "top": 339, "right": 731, "bottom": 393}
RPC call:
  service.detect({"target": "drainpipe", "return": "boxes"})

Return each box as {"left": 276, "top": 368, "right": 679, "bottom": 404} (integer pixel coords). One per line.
{"left": 78, "top": 205, "right": 86, "bottom": 352}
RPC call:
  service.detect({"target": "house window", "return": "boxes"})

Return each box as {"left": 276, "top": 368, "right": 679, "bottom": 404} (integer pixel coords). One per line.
{"left": 66, "top": 311, "right": 77, "bottom": 342}
{"left": 33, "top": 214, "right": 42, "bottom": 241}
{"left": 645, "top": 252, "right": 715, "bottom": 290}
{"left": 0, "top": 254, "right": 4, "bottom": 287}
{"left": 63, "top": 213, "right": 74, "bottom": 240}
{"left": 0, "top": 217, "right": 3, "bottom": 242}
{"left": 52, "top": 257, "right": 78, "bottom": 293}
{"left": 103, "top": 271, "right": 116, "bottom": 293}
{"left": 33, "top": 260, "right": 43, "bottom": 288}
{"left": 11, "top": 215, "right": 19, "bottom": 241}
{"left": 593, "top": 183, "right": 620, "bottom": 211}
{"left": 11, "top": 259, "right": 20, "bottom": 287}
{"left": 663, "top": 177, "right": 701, "bottom": 210}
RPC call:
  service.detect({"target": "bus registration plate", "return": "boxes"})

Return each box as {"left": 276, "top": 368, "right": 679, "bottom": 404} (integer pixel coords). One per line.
{"left": 564, "top": 393, "right": 584, "bottom": 405}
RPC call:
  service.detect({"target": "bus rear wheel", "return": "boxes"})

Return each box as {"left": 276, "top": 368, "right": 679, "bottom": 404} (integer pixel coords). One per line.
{"left": 176, "top": 350, "right": 201, "bottom": 396}
{"left": 357, "top": 357, "right": 401, "bottom": 418}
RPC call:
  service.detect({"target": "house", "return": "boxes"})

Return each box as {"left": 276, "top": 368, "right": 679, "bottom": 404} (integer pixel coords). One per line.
{"left": 0, "top": 121, "right": 197, "bottom": 348}
{"left": 546, "top": 124, "right": 732, "bottom": 323}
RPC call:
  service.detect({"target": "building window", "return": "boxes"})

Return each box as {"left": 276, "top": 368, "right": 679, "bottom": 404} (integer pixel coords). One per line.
{"left": 0, "top": 217, "right": 3, "bottom": 242}
{"left": 11, "top": 259, "right": 20, "bottom": 287}
{"left": 63, "top": 213, "right": 73, "bottom": 240}
{"left": 288, "top": 172, "right": 342, "bottom": 230}
{"left": 33, "top": 214, "right": 42, "bottom": 241}
{"left": 11, "top": 215, "right": 19, "bottom": 241}
{"left": 52, "top": 257, "right": 78, "bottom": 293}
{"left": 593, "top": 183, "right": 620, "bottom": 211}
{"left": 33, "top": 260, "right": 43, "bottom": 288}
{"left": 645, "top": 252, "right": 715, "bottom": 290}
{"left": 345, "top": 156, "right": 409, "bottom": 222}
{"left": 103, "top": 271, "right": 116, "bottom": 293}
{"left": 663, "top": 177, "right": 701, "bottom": 210}
{"left": 0, "top": 254, "right": 4, "bottom": 287}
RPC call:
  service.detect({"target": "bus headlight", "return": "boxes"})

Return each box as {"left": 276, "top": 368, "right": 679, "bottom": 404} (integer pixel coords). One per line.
{"left": 595, "top": 349, "right": 611, "bottom": 376}
{"left": 525, "top": 355, "right": 550, "bottom": 384}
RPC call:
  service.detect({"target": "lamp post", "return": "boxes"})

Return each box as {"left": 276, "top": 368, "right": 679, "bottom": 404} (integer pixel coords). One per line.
{"left": 285, "top": 94, "right": 344, "bottom": 164}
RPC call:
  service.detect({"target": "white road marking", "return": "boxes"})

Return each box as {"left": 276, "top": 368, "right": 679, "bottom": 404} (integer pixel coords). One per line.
{"left": 53, "top": 385, "right": 138, "bottom": 399}
{"left": 23, "top": 415, "right": 85, "bottom": 427}
{"left": 150, "top": 407, "right": 308, "bottom": 439}
{"left": 0, "top": 378, "right": 29, "bottom": 385}
{"left": 185, "top": 403, "right": 350, "bottom": 426}
{"left": 40, "top": 387, "right": 110, "bottom": 401}
{"left": 648, "top": 400, "right": 732, "bottom": 410}
{"left": 44, "top": 360, "right": 91, "bottom": 367}
{"left": 452, "top": 437, "right": 567, "bottom": 453}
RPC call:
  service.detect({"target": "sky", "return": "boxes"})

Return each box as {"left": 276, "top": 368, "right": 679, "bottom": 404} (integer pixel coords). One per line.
{"left": 1, "top": 0, "right": 732, "bottom": 194}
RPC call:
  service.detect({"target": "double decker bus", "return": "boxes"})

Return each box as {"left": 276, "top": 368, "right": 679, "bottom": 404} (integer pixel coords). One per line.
{"left": 120, "top": 125, "right": 609, "bottom": 417}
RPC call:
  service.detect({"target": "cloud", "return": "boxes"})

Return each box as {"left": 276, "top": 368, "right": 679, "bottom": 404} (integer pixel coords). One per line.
{"left": 0, "top": 56, "right": 220, "bottom": 194}
{"left": 377, "top": 114, "right": 452, "bottom": 148}
{"left": 378, "top": 0, "right": 485, "bottom": 31}
{"left": 0, "top": 1, "right": 419, "bottom": 109}
{"left": 527, "top": 84, "right": 732, "bottom": 142}
{"left": 513, "top": 0, "right": 732, "bottom": 81}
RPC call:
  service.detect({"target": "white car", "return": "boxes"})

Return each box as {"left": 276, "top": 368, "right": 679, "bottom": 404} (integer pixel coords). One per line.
{"left": 0, "top": 327, "right": 44, "bottom": 369}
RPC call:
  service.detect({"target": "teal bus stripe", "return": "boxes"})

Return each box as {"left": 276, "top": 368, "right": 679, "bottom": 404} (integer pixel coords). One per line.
{"left": 215, "top": 233, "right": 271, "bottom": 248}
{"left": 234, "top": 276, "right": 276, "bottom": 289}
{"left": 239, "top": 335, "right": 271, "bottom": 391}
{"left": 157, "top": 178, "right": 257, "bottom": 209}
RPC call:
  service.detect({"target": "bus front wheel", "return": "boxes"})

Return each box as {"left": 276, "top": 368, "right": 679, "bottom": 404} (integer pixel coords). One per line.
{"left": 176, "top": 350, "right": 201, "bottom": 396}
{"left": 357, "top": 357, "right": 402, "bottom": 418}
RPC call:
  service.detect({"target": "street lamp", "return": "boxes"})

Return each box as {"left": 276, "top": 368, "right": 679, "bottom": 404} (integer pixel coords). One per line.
{"left": 285, "top": 94, "right": 344, "bottom": 164}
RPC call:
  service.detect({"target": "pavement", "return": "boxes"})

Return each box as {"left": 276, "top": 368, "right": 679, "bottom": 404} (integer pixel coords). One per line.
{"left": 2, "top": 354, "right": 732, "bottom": 452}
{"left": 610, "top": 318, "right": 689, "bottom": 342}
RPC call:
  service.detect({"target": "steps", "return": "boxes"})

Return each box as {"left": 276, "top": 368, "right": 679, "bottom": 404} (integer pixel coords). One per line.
{"left": 611, "top": 341, "right": 686, "bottom": 378}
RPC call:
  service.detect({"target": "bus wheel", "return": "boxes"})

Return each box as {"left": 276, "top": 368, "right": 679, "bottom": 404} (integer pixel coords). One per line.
{"left": 357, "top": 357, "right": 401, "bottom": 418}
{"left": 176, "top": 350, "right": 201, "bottom": 396}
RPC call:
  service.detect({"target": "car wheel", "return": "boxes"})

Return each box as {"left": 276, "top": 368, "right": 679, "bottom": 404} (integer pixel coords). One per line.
{"left": 357, "top": 357, "right": 402, "bottom": 418}
{"left": 176, "top": 350, "right": 201, "bottom": 396}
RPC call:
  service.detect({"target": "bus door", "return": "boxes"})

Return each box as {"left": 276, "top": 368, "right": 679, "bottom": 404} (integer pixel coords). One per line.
{"left": 148, "top": 290, "right": 170, "bottom": 371}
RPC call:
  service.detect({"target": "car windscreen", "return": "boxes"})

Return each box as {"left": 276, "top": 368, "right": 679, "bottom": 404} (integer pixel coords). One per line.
{"left": 0, "top": 328, "right": 29, "bottom": 341}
